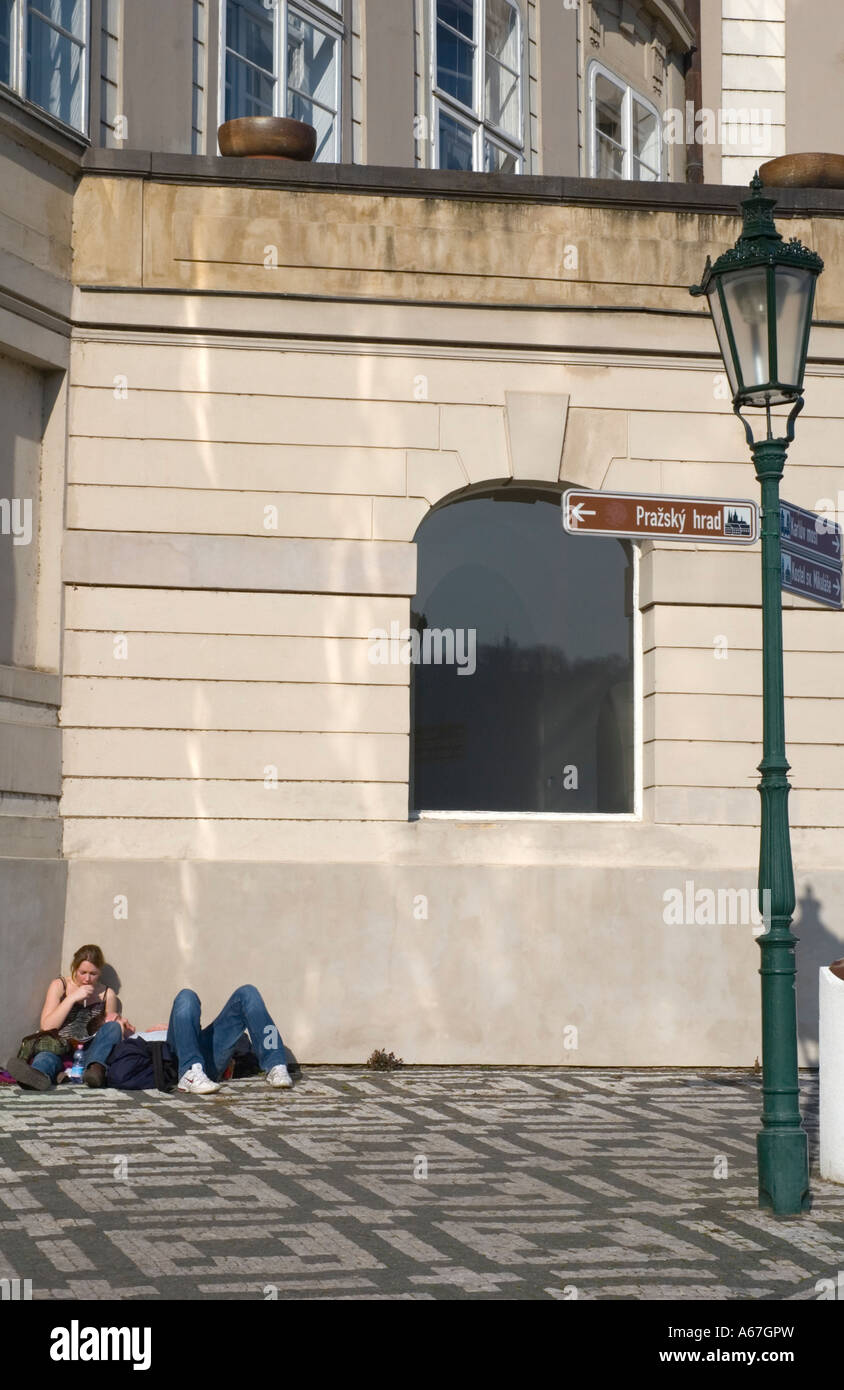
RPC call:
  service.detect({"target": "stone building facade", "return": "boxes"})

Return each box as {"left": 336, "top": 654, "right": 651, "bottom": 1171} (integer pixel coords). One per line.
{"left": 1, "top": 0, "right": 844, "bottom": 1063}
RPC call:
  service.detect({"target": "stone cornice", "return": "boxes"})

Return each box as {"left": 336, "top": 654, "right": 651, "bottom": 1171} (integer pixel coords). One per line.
{"left": 78, "top": 149, "right": 844, "bottom": 220}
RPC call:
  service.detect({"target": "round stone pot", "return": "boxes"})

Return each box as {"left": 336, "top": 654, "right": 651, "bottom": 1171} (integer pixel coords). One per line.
{"left": 759, "top": 152, "right": 844, "bottom": 189}
{"left": 217, "top": 116, "right": 317, "bottom": 162}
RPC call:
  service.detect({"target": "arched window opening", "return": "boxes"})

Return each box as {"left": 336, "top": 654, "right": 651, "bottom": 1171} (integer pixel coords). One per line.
{"left": 411, "top": 488, "right": 635, "bottom": 814}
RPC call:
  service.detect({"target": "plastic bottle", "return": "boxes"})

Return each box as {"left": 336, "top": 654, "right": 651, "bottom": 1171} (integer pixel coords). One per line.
{"left": 68, "top": 1045, "right": 85, "bottom": 1083}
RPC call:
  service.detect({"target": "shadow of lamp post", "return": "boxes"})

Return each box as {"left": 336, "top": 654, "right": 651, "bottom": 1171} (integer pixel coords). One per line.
{"left": 691, "top": 174, "right": 824, "bottom": 1216}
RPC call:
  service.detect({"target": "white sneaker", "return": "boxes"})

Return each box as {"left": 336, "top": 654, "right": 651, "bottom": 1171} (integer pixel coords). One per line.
{"left": 177, "top": 1063, "right": 220, "bottom": 1094}
{"left": 266, "top": 1064, "right": 293, "bottom": 1089}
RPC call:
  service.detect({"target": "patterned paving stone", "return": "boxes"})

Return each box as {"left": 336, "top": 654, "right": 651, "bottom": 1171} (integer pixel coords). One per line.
{"left": 0, "top": 1068, "right": 841, "bottom": 1301}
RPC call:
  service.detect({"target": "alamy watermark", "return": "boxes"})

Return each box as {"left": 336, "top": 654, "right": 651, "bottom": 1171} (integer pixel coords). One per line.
{"left": 368, "top": 621, "right": 476, "bottom": 676}
{"left": 662, "top": 102, "right": 773, "bottom": 153}
{"left": 663, "top": 880, "right": 771, "bottom": 930}
{"left": 0, "top": 497, "right": 32, "bottom": 545}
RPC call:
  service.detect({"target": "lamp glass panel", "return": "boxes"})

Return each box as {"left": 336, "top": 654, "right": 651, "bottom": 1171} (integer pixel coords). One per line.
{"left": 707, "top": 286, "right": 739, "bottom": 397}
{"left": 721, "top": 266, "right": 771, "bottom": 398}
{"left": 775, "top": 266, "right": 814, "bottom": 390}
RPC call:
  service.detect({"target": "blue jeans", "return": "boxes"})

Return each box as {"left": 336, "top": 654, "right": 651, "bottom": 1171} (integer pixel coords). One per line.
{"left": 30, "top": 1021, "right": 124, "bottom": 1085}
{"left": 166, "top": 986, "right": 287, "bottom": 1082}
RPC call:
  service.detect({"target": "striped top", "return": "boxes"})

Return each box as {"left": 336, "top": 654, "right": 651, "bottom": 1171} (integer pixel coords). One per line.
{"left": 56, "top": 978, "right": 108, "bottom": 1042}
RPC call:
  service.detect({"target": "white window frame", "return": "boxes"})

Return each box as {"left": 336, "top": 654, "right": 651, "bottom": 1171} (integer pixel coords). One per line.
{"left": 588, "top": 60, "right": 663, "bottom": 182}
{"left": 0, "top": 0, "right": 90, "bottom": 136}
{"left": 219, "top": 0, "right": 343, "bottom": 162}
{"left": 430, "top": 0, "right": 525, "bottom": 173}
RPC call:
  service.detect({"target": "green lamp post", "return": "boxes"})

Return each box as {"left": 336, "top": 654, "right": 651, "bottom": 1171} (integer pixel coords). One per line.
{"left": 691, "top": 174, "right": 824, "bottom": 1216}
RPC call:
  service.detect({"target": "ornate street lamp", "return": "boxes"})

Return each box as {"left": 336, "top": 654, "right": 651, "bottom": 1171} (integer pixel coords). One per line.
{"left": 691, "top": 174, "right": 824, "bottom": 1216}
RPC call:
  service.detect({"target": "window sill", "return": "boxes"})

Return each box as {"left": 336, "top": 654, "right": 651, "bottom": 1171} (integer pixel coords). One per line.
{"left": 0, "top": 86, "right": 88, "bottom": 174}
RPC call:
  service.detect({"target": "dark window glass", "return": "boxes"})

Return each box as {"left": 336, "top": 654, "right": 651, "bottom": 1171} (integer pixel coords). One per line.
{"left": 438, "top": 0, "right": 474, "bottom": 41}
{"left": 227, "top": 0, "right": 274, "bottom": 73}
{"left": 226, "top": 52, "right": 274, "bottom": 119}
{"left": 0, "top": 1, "right": 11, "bottom": 87}
{"left": 436, "top": 20, "right": 473, "bottom": 108}
{"left": 438, "top": 108, "right": 474, "bottom": 170}
{"left": 411, "top": 492, "right": 634, "bottom": 814}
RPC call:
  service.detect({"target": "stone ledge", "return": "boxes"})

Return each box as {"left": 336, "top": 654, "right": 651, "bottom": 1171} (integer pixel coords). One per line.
{"left": 78, "top": 149, "right": 844, "bottom": 218}
{"left": 0, "top": 664, "right": 61, "bottom": 707}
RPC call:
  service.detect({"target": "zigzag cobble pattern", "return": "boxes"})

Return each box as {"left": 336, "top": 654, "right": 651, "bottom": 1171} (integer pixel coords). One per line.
{"left": 0, "top": 1069, "right": 842, "bottom": 1301}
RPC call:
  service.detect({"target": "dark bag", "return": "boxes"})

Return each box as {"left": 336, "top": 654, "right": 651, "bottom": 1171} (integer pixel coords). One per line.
{"left": 17, "top": 1030, "right": 72, "bottom": 1063}
{"left": 231, "top": 1033, "right": 261, "bottom": 1078}
{"left": 106, "top": 1038, "right": 178, "bottom": 1092}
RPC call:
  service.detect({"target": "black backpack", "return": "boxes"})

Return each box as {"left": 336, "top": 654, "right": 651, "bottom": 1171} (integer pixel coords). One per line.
{"left": 106, "top": 1038, "right": 178, "bottom": 1092}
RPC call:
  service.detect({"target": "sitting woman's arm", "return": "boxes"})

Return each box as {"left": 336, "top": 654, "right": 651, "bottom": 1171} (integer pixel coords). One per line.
{"left": 40, "top": 978, "right": 82, "bottom": 1032}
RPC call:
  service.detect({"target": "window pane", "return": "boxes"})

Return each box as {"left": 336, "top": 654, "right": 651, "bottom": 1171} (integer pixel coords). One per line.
{"left": 595, "top": 73, "right": 623, "bottom": 146}
{"left": 596, "top": 132, "right": 623, "bottom": 179}
{"left": 483, "top": 138, "right": 518, "bottom": 173}
{"left": 225, "top": 51, "right": 274, "bottom": 118}
{"left": 438, "top": 108, "right": 474, "bottom": 170}
{"left": 485, "top": 54, "right": 519, "bottom": 139}
{"left": 632, "top": 157, "right": 657, "bottom": 181}
{"left": 485, "top": 0, "right": 518, "bottom": 69}
{"left": 288, "top": 91, "right": 335, "bottom": 159}
{"left": 438, "top": 0, "right": 474, "bottom": 40}
{"left": 226, "top": 0, "right": 273, "bottom": 74}
{"left": 27, "top": 12, "right": 83, "bottom": 128}
{"left": 287, "top": 13, "right": 337, "bottom": 160}
{"left": 29, "top": 0, "right": 84, "bottom": 36}
{"left": 0, "top": 0, "right": 12, "bottom": 86}
{"left": 287, "top": 13, "right": 336, "bottom": 110}
{"left": 436, "top": 19, "right": 473, "bottom": 108}
{"left": 411, "top": 494, "right": 635, "bottom": 814}
{"left": 632, "top": 99, "right": 659, "bottom": 177}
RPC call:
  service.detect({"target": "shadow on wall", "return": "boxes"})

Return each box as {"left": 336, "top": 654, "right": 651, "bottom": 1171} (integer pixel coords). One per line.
{"left": 795, "top": 883, "right": 843, "bottom": 1067}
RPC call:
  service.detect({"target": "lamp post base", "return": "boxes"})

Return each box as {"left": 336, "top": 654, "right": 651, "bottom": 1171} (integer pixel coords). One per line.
{"left": 757, "top": 1128, "right": 810, "bottom": 1214}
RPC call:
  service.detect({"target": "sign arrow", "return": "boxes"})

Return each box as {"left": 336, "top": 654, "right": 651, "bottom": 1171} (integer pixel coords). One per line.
{"left": 568, "top": 502, "right": 597, "bottom": 524}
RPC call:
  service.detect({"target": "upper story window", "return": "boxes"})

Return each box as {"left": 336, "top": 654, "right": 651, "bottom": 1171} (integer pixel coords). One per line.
{"left": 588, "top": 61, "right": 662, "bottom": 181}
{"left": 0, "top": 0, "right": 89, "bottom": 134}
{"left": 222, "top": 0, "right": 342, "bottom": 162}
{"left": 432, "top": 0, "right": 524, "bottom": 173}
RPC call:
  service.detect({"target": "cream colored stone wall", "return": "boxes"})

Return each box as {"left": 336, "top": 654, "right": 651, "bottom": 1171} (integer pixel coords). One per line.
{"left": 60, "top": 170, "right": 844, "bottom": 1062}
{"left": 720, "top": 0, "right": 786, "bottom": 184}
{"left": 0, "top": 126, "right": 74, "bottom": 1052}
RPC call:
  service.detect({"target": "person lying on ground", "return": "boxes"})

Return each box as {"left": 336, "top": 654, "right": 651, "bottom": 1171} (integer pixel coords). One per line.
{"left": 167, "top": 984, "right": 293, "bottom": 1094}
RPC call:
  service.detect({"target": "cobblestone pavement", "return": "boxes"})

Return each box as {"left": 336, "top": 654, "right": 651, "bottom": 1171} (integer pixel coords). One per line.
{"left": 1, "top": 1068, "right": 842, "bottom": 1301}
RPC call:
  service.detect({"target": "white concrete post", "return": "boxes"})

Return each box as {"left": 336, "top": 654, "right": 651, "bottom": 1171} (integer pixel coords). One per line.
{"left": 819, "top": 966, "right": 844, "bottom": 1184}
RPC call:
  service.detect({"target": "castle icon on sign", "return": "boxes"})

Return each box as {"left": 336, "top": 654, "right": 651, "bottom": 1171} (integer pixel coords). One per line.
{"left": 724, "top": 506, "right": 752, "bottom": 537}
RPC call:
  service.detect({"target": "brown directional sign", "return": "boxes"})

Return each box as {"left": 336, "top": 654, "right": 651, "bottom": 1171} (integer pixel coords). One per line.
{"left": 562, "top": 489, "right": 758, "bottom": 545}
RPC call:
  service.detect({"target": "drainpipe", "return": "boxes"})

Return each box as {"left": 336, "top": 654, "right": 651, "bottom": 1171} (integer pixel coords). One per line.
{"left": 684, "top": 0, "right": 703, "bottom": 184}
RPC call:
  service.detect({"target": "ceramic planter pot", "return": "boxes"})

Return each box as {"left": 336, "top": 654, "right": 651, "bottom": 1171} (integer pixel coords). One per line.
{"left": 759, "top": 153, "right": 844, "bottom": 189}
{"left": 217, "top": 116, "right": 317, "bottom": 162}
